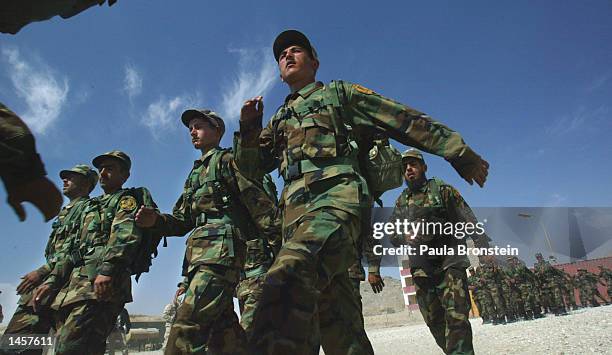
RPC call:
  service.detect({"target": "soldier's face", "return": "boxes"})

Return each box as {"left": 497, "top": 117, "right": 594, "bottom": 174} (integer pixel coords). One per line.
{"left": 62, "top": 173, "right": 89, "bottom": 198}
{"left": 278, "top": 45, "right": 319, "bottom": 84}
{"left": 98, "top": 159, "right": 128, "bottom": 193}
{"left": 403, "top": 158, "right": 426, "bottom": 183}
{"left": 188, "top": 118, "right": 220, "bottom": 151}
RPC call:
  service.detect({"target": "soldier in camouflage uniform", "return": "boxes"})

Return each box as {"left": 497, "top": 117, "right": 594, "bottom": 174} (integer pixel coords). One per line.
{"left": 236, "top": 173, "right": 281, "bottom": 339}
{"left": 533, "top": 253, "right": 567, "bottom": 315}
{"left": 599, "top": 265, "right": 612, "bottom": 299}
{"left": 509, "top": 257, "right": 543, "bottom": 319}
{"left": 135, "top": 109, "right": 278, "bottom": 354}
{"left": 1, "top": 102, "right": 62, "bottom": 222}
{"left": 348, "top": 230, "right": 385, "bottom": 299}
{"left": 1, "top": 165, "right": 97, "bottom": 354}
{"left": 467, "top": 267, "right": 491, "bottom": 324}
{"left": 558, "top": 269, "right": 578, "bottom": 311}
{"left": 503, "top": 257, "right": 526, "bottom": 320}
{"left": 575, "top": 269, "right": 600, "bottom": 307}
{"left": 37, "top": 151, "right": 151, "bottom": 355}
{"left": 387, "top": 149, "right": 490, "bottom": 354}
{"left": 481, "top": 261, "right": 511, "bottom": 324}
{"left": 238, "top": 29, "right": 489, "bottom": 355}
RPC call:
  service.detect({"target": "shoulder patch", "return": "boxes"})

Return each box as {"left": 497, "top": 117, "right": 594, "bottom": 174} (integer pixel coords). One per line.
{"left": 352, "top": 84, "right": 375, "bottom": 95}
{"left": 119, "top": 196, "right": 138, "bottom": 212}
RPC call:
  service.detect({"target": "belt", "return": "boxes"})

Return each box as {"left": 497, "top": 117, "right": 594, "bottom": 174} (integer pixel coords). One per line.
{"left": 281, "top": 157, "right": 357, "bottom": 182}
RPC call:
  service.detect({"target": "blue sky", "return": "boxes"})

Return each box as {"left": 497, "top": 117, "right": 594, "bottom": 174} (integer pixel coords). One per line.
{"left": 1, "top": 1, "right": 611, "bottom": 320}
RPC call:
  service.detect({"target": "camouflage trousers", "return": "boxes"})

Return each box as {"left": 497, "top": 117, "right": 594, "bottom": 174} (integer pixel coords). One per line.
{"left": 475, "top": 290, "right": 493, "bottom": 321}
{"left": 518, "top": 283, "right": 540, "bottom": 314}
{"left": 165, "top": 265, "right": 246, "bottom": 355}
{"left": 54, "top": 300, "right": 123, "bottom": 355}
{"left": 236, "top": 272, "right": 266, "bottom": 339}
{"left": 413, "top": 267, "right": 474, "bottom": 355}
{"left": 487, "top": 285, "right": 507, "bottom": 319}
{"left": 544, "top": 281, "right": 566, "bottom": 311}
{"left": 561, "top": 285, "right": 577, "bottom": 308}
{"left": 505, "top": 284, "right": 524, "bottom": 317}
{"left": 248, "top": 207, "right": 373, "bottom": 355}
{"left": 578, "top": 286, "right": 597, "bottom": 307}
{"left": 1, "top": 305, "right": 54, "bottom": 355}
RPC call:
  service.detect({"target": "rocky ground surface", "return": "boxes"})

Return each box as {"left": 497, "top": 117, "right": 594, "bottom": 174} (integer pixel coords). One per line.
{"left": 3, "top": 302, "right": 610, "bottom": 354}
{"left": 365, "top": 305, "right": 612, "bottom": 355}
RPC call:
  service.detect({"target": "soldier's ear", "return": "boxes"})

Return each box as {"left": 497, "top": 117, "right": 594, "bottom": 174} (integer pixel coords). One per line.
{"left": 423, "top": 163, "right": 428, "bottom": 173}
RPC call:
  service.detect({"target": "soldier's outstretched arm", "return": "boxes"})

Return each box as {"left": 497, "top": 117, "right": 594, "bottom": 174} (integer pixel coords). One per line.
{"left": 137, "top": 182, "right": 196, "bottom": 236}
{"left": 1, "top": 103, "right": 62, "bottom": 221}
{"left": 341, "top": 82, "right": 489, "bottom": 187}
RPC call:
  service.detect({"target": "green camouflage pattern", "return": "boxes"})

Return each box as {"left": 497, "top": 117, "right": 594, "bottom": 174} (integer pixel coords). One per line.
{"left": 468, "top": 268, "right": 492, "bottom": 321}
{"left": 0, "top": 0, "right": 118, "bottom": 34}
{"left": 481, "top": 263, "right": 508, "bottom": 321}
{"left": 504, "top": 262, "right": 541, "bottom": 316}
{"left": 247, "top": 207, "right": 373, "bottom": 354}
{"left": 388, "top": 178, "right": 490, "bottom": 273}
{"left": 413, "top": 266, "right": 474, "bottom": 355}
{"left": 54, "top": 300, "right": 123, "bottom": 355}
{"left": 234, "top": 80, "right": 483, "bottom": 353}
{"left": 0, "top": 102, "right": 46, "bottom": 189}
{"left": 165, "top": 266, "right": 247, "bottom": 355}
{"left": 50, "top": 188, "right": 145, "bottom": 308}
{"left": 1, "top": 197, "right": 90, "bottom": 353}
{"left": 533, "top": 259, "right": 566, "bottom": 313}
{"left": 599, "top": 266, "right": 612, "bottom": 298}
{"left": 575, "top": 269, "right": 607, "bottom": 306}
{"left": 154, "top": 147, "right": 277, "bottom": 353}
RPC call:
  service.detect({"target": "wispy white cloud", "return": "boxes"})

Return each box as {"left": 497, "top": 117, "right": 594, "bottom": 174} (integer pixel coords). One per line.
{"left": 545, "top": 105, "right": 609, "bottom": 137}
{"left": 1, "top": 47, "right": 69, "bottom": 134}
{"left": 123, "top": 63, "right": 143, "bottom": 100}
{"left": 220, "top": 47, "right": 277, "bottom": 122}
{"left": 585, "top": 71, "right": 611, "bottom": 93}
{"left": 142, "top": 94, "right": 200, "bottom": 138}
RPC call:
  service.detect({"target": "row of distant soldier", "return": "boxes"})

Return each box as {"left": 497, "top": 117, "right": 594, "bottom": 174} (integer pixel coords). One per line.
{"left": 468, "top": 254, "right": 612, "bottom": 325}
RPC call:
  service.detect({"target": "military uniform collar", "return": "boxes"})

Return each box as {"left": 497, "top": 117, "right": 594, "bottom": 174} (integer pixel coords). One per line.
{"left": 284, "top": 81, "right": 324, "bottom": 103}
{"left": 101, "top": 188, "right": 125, "bottom": 200}
{"left": 194, "top": 147, "right": 221, "bottom": 168}
{"left": 66, "top": 196, "right": 88, "bottom": 208}
{"left": 408, "top": 178, "right": 430, "bottom": 194}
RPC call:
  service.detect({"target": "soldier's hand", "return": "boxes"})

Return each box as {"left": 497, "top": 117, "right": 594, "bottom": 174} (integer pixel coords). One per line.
{"left": 94, "top": 275, "right": 113, "bottom": 301}
{"left": 448, "top": 146, "right": 489, "bottom": 188}
{"left": 368, "top": 274, "right": 385, "bottom": 294}
{"left": 16, "top": 270, "right": 43, "bottom": 294}
{"left": 174, "top": 286, "right": 186, "bottom": 304}
{"left": 31, "top": 285, "right": 52, "bottom": 313}
{"left": 240, "top": 96, "right": 264, "bottom": 125}
{"left": 7, "top": 176, "right": 62, "bottom": 221}
{"left": 135, "top": 206, "right": 159, "bottom": 228}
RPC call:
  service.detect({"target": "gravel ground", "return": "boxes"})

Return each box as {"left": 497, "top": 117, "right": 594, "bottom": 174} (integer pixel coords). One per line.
{"left": 133, "top": 305, "right": 611, "bottom": 355}
{"left": 5, "top": 305, "right": 609, "bottom": 354}
{"left": 367, "top": 305, "right": 612, "bottom": 355}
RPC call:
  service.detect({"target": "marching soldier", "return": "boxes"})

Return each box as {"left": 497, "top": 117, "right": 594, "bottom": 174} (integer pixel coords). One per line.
{"left": 1, "top": 164, "right": 97, "bottom": 354}
{"left": 238, "top": 29, "right": 489, "bottom": 354}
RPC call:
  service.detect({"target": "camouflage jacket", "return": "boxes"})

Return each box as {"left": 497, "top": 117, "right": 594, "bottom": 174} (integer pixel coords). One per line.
{"left": 235, "top": 81, "right": 480, "bottom": 228}
{"left": 599, "top": 268, "right": 612, "bottom": 284}
{"left": 18, "top": 197, "right": 90, "bottom": 306}
{"left": 154, "top": 147, "right": 278, "bottom": 277}
{"left": 49, "top": 189, "right": 145, "bottom": 308}
{"left": 242, "top": 174, "right": 280, "bottom": 280}
{"left": 575, "top": 271, "right": 599, "bottom": 288}
{"left": 533, "top": 260, "right": 561, "bottom": 285}
{"left": 0, "top": 102, "right": 46, "bottom": 189}
{"left": 481, "top": 263, "right": 505, "bottom": 291}
{"left": 387, "top": 177, "right": 489, "bottom": 274}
